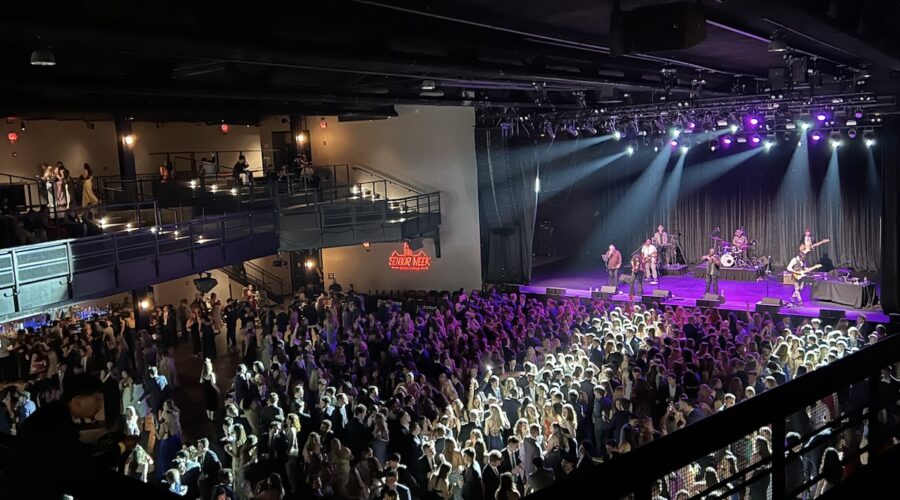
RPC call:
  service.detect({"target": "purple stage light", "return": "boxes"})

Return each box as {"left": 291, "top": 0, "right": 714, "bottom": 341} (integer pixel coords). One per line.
{"left": 811, "top": 131, "right": 822, "bottom": 142}
{"left": 687, "top": 121, "right": 696, "bottom": 129}
{"left": 722, "top": 136, "right": 733, "bottom": 145}
{"left": 750, "top": 134, "right": 761, "bottom": 145}
{"left": 749, "top": 117, "right": 759, "bottom": 126}
{"left": 816, "top": 113, "right": 827, "bottom": 122}
{"left": 854, "top": 109, "right": 864, "bottom": 119}
{"left": 670, "top": 139, "right": 678, "bottom": 147}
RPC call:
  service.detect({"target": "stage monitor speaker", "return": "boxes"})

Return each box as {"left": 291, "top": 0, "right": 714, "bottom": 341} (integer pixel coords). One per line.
{"left": 756, "top": 297, "right": 783, "bottom": 314}
{"left": 546, "top": 287, "right": 566, "bottom": 297}
{"left": 593, "top": 285, "right": 619, "bottom": 300}
{"left": 652, "top": 289, "right": 672, "bottom": 298}
{"left": 820, "top": 309, "right": 845, "bottom": 320}
{"left": 696, "top": 293, "right": 724, "bottom": 308}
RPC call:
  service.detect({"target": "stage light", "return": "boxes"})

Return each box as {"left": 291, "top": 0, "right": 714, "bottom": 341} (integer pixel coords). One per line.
{"left": 709, "top": 138, "right": 719, "bottom": 151}
{"left": 854, "top": 108, "right": 864, "bottom": 119}
{"left": 764, "top": 141, "right": 774, "bottom": 151}
{"left": 730, "top": 124, "right": 738, "bottom": 133}
{"left": 830, "top": 139, "right": 841, "bottom": 149}
{"left": 671, "top": 128, "right": 681, "bottom": 138}
{"left": 810, "top": 131, "right": 822, "bottom": 142}
{"left": 123, "top": 134, "right": 136, "bottom": 147}
{"left": 866, "top": 139, "right": 875, "bottom": 148}
{"left": 750, "top": 134, "right": 761, "bottom": 145}
{"left": 304, "top": 259, "right": 316, "bottom": 270}
{"left": 670, "top": 139, "right": 678, "bottom": 147}
{"left": 534, "top": 176, "right": 540, "bottom": 194}
{"left": 716, "top": 118, "right": 729, "bottom": 128}
{"left": 581, "top": 124, "right": 597, "bottom": 136}
{"left": 626, "top": 146, "right": 635, "bottom": 155}
{"left": 230, "top": 187, "right": 238, "bottom": 196}
{"left": 613, "top": 130, "right": 622, "bottom": 140}
{"left": 722, "top": 136, "right": 733, "bottom": 146}
{"left": 799, "top": 122, "right": 810, "bottom": 131}
{"left": 749, "top": 117, "right": 759, "bottom": 126}
{"left": 653, "top": 145, "right": 660, "bottom": 152}
{"left": 421, "top": 79, "right": 436, "bottom": 90}
{"left": 680, "top": 145, "right": 689, "bottom": 154}
{"left": 848, "top": 128, "right": 858, "bottom": 139}
{"left": 816, "top": 112, "right": 828, "bottom": 122}
{"left": 863, "top": 130, "right": 876, "bottom": 147}
{"left": 564, "top": 124, "right": 579, "bottom": 137}
{"left": 189, "top": 179, "right": 198, "bottom": 189}
{"left": 30, "top": 47, "right": 56, "bottom": 66}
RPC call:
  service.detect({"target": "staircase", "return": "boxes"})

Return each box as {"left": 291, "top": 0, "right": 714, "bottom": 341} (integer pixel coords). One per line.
{"left": 221, "top": 261, "right": 287, "bottom": 305}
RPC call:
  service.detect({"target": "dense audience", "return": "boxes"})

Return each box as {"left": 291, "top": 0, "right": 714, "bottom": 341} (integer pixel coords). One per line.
{"left": 0, "top": 284, "right": 890, "bottom": 499}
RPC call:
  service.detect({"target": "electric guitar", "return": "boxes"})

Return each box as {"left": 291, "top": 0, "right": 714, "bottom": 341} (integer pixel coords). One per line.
{"left": 791, "top": 264, "right": 823, "bottom": 280}
{"left": 802, "top": 238, "right": 830, "bottom": 253}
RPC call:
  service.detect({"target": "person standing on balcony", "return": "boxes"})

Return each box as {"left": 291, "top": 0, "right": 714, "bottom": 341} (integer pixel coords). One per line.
{"left": 232, "top": 155, "right": 249, "bottom": 187}
{"left": 81, "top": 163, "right": 99, "bottom": 207}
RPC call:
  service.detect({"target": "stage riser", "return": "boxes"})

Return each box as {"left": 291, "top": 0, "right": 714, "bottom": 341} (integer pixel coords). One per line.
{"left": 692, "top": 265, "right": 760, "bottom": 282}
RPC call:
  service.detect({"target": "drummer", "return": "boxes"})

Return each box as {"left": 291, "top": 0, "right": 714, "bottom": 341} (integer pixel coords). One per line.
{"left": 732, "top": 227, "right": 749, "bottom": 252}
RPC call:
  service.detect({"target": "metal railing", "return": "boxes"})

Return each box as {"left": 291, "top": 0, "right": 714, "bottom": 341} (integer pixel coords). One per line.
{"left": 223, "top": 260, "right": 287, "bottom": 303}
{"left": 0, "top": 209, "right": 279, "bottom": 321}
{"left": 534, "top": 331, "right": 900, "bottom": 500}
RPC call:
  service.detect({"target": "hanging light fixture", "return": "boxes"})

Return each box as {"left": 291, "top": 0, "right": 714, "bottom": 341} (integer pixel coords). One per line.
{"left": 30, "top": 47, "right": 56, "bottom": 66}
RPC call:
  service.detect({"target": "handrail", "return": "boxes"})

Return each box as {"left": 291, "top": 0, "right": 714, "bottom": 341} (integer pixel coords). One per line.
{"left": 534, "top": 331, "right": 900, "bottom": 500}
{"left": 350, "top": 164, "right": 424, "bottom": 195}
{"left": 0, "top": 171, "right": 44, "bottom": 184}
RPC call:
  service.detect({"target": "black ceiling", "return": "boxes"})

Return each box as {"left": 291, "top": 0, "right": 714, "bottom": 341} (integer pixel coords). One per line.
{"left": 1, "top": 0, "right": 899, "bottom": 123}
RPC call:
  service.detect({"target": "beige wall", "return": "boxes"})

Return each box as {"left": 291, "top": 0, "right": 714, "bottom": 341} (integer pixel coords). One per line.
{"left": 257, "top": 115, "right": 292, "bottom": 170}
{"left": 0, "top": 120, "right": 118, "bottom": 178}
{"left": 309, "top": 106, "right": 481, "bottom": 292}
{"left": 0, "top": 119, "right": 265, "bottom": 180}
{"left": 131, "top": 122, "right": 263, "bottom": 176}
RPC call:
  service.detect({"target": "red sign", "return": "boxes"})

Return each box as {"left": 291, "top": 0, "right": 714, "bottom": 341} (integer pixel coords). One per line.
{"left": 388, "top": 243, "right": 431, "bottom": 271}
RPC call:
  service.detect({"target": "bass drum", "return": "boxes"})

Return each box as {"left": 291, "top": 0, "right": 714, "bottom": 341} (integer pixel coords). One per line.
{"left": 720, "top": 253, "right": 735, "bottom": 268}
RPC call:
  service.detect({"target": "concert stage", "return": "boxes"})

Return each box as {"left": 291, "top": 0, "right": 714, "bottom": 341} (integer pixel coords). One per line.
{"left": 521, "top": 265, "right": 888, "bottom": 323}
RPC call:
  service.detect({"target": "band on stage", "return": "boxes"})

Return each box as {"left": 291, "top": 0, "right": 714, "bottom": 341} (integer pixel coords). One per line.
{"left": 601, "top": 224, "right": 836, "bottom": 305}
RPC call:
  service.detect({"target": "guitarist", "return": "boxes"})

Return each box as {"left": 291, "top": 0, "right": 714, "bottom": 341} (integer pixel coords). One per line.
{"left": 801, "top": 229, "right": 830, "bottom": 263}
{"left": 788, "top": 246, "right": 820, "bottom": 304}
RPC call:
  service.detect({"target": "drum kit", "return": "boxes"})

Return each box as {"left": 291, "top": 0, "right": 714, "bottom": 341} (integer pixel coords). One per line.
{"left": 711, "top": 236, "right": 765, "bottom": 268}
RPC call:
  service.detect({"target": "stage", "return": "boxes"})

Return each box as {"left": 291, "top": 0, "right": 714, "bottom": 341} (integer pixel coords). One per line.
{"left": 520, "top": 264, "right": 888, "bottom": 323}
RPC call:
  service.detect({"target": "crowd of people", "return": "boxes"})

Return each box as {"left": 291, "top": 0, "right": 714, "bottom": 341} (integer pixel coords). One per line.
{"left": 0, "top": 282, "right": 891, "bottom": 499}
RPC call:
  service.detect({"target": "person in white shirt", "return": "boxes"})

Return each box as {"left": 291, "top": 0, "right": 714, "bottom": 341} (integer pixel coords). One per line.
{"left": 652, "top": 225, "right": 669, "bottom": 266}
{"left": 640, "top": 239, "right": 659, "bottom": 283}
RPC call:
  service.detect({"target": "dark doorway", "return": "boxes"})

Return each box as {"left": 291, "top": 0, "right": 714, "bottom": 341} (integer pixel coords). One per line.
{"left": 271, "top": 131, "right": 293, "bottom": 170}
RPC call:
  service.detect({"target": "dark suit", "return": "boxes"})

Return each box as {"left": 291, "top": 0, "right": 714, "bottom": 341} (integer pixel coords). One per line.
{"left": 259, "top": 404, "right": 284, "bottom": 432}
{"left": 198, "top": 449, "right": 222, "bottom": 500}
{"left": 483, "top": 464, "right": 502, "bottom": 500}
{"left": 527, "top": 468, "right": 555, "bottom": 494}
{"left": 379, "top": 483, "right": 412, "bottom": 500}
{"left": 345, "top": 417, "right": 373, "bottom": 458}
{"left": 461, "top": 463, "right": 484, "bottom": 500}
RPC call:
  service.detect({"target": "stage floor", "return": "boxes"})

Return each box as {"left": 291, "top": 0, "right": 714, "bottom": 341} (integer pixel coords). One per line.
{"left": 521, "top": 266, "right": 888, "bottom": 323}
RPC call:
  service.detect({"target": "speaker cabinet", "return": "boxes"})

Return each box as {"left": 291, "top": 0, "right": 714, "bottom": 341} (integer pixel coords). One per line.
{"left": 820, "top": 309, "right": 845, "bottom": 320}
{"left": 756, "top": 297, "right": 783, "bottom": 314}
{"left": 592, "top": 285, "right": 619, "bottom": 300}
{"left": 696, "top": 293, "right": 723, "bottom": 308}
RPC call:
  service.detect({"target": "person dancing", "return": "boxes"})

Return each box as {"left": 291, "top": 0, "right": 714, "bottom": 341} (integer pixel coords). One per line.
{"left": 603, "top": 244, "right": 622, "bottom": 288}
{"left": 701, "top": 248, "right": 721, "bottom": 295}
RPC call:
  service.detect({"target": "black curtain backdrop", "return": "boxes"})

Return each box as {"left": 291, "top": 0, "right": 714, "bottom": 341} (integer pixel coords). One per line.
{"left": 533, "top": 134, "right": 882, "bottom": 274}
{"left": 477, "top": 129, "right": 540, "bottom": 284}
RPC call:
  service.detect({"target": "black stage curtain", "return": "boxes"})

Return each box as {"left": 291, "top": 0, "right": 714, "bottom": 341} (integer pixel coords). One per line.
{"left": 881, "top": 123, "right": 899, "bottom": 314}
{"left": 476, "top": 129, "right": 540, "bottom": 284}
{"left": 533, "top": 134, "right": 882, "bottom": 275}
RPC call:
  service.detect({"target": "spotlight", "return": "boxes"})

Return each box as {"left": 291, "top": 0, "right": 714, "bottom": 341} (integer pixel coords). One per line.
{"left": 421, "top": 79, "right": 436, "bottom": 91}
{"left": 670, "top": 139, "right": 678, "bottom": 148}
{"left": 750, "top": 134, "right": 761, "bottom": 145}
{"left": 863, "top": 130, "right": 876, "bottom": 147}
{"left": 848, "top": 128, "right": 858, "bottom": 139}
{"left": 123, "top": 134, "right": 136, "bottom": 147}
{"left": 749, "top": 117, "right": 759, "bottom": 126}
{"left": 722, "top": 136, "right": 733, "bottom": 146}
{"left": 830, "top": 131, "right": 842, "bottom": 149}
{"left": 626, "top": 146, "right": 635, "bottom": 155}
{"left": 613, "top": 130, "right": 622, "bottom": 140}
{"left": 581, "top": 124, "right": 597, "bottom": 136}
{"left": 816, "top": 113, "right": 827, "bottom": 122}
{"left": 709, "top": 138, "right": 719, "bottom": 151}
{"left": 30, "top": 47, "right": 56, "bottom": 66}
{"left": 799, "top": 122, "right": 810, "bottom": 131}
{"left": 564, "top": 124, "right": 579, "bottom": 137}
{"left": 810, "top": 131, "right": 822, "bottom": 142}
{"left": 854, "top": 108, "right": 864, "bottom": 119}
{"left": 716, "top": 118, "right": 729, "bottom": 128}
{"left": 764, "top": 141, "right": 774, "bottom": 151}
{"left": 671, "top": 128, "right": 681, "bottom": 138}
{"left": 680, "top": 145, "right": 689, "bottom": 154}
{"left": 653, "top": 145, "right": 660, "bottom": 152}
{"left": 730, "top": 124, "right": 738, "bottom": 133}
{"left": 543, "top": 124, "right": 556, "bottom": 140}
{"left": 830, "top": 139, "right": 841, "bottom": 149}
